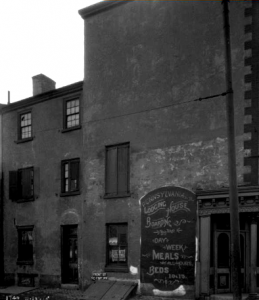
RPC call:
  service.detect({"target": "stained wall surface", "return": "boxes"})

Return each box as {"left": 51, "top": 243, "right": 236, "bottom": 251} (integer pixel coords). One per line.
{"left": 2, "top": 83, "right": 83, "bottom": 287}
{"left": 80, "top": 0, "right": 245, "bottom": 295}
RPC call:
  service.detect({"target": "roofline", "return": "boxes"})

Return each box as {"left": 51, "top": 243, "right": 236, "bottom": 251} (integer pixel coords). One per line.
{"left": 0, "top": 81, "right": 83, "bottom": 114}
{"left": 78, "top": 1, "right": 132, "bottom": 19}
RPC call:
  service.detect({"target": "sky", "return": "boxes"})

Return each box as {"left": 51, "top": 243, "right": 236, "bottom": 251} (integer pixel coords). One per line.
{"left": 0, "top": 0, "right": 101, "bottom": 104}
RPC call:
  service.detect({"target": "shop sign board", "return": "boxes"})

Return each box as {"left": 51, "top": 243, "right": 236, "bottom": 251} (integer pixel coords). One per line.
{"left": 141, "top": 186, "right": 196, "bottom": 291}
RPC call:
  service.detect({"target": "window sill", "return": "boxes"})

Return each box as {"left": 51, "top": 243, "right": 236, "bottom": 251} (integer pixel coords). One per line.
{"left": 16, "top": 198, "right": 34, "bottom": 203}
{"left": 104, "top": 265, "right": 129, "bottom": 273}
{"left": 15, "top": 137, "right": 34, "bottom": 144}
{"left": 17, "top": 260, "right": 34, "bottom": 265}
{"left": 104, "top": 193, "right": 131, "bottom": 199}
{"left": 60, "top": 191, "right": 81, "bottom": 197}
{"left": 61, "top": 125, "right": 81, "bottom": 133}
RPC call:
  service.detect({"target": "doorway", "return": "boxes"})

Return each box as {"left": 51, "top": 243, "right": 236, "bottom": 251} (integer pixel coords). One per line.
{"left": 214, "top": 230, "right": 246, "bottom": 293}
{"left": 61, "top": 225, "right": 78, "bottom": 284}
{"left": 211, "top": 214, "right": 249, "bottom": 294}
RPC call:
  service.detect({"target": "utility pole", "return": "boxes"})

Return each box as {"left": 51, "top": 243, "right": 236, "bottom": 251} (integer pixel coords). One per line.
{"left": 222, "top": 1, "right": 242, "bottom": 300}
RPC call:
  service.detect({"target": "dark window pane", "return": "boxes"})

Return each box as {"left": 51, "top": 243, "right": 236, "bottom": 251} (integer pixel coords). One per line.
{"left": 117, "top": 146, "right": 128, "bottom": 194}
{"left": 106, "top": 147, "right": 117, "bottom": 195}
{"left": 218, "top": 233, "right": 229, "bottom": 268}
{"left": 62, "top": 159, "right": 80, "bottom": 193}
{"left": 107, "top": 224, "right": 127, "bottom": 266}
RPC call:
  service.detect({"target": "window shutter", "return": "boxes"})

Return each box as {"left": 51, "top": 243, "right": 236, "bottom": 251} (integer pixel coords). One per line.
{"left": 9, "top": 171, "right": 18, "bottom": 201}
{"left": 106, "top": 147, "right": 117, "bottom": 195}
{"left": 117, "top": 145, "right": 129, "bottom": 194}
{"left": 70, "top": 160, "right": 79, "bottom": 191}
{"left": 34, "top": 167, "right": 40, "bottom": 199}
{"left": 22, "top": 168, "right": 33, "bottom": 199}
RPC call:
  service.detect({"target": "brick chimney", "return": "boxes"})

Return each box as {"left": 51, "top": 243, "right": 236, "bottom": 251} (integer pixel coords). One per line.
{"left": 32, "top": 74, "right": 56, "bottom": 96}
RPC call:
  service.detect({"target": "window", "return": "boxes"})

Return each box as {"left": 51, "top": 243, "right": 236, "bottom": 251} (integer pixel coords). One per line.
{"left": 105, "top": 143, "right": 130, "bottom": 198}
{"left": 17, "top": 226, "right": 34, "bottom": 264}
{"left": 61, "top": 159, "right": 80, "bottom": 196}
{"left": 106, "top": 224, "right": 128, "bottom": 271}
{"left": 18, "top": 111, "right": 32, "bottom": 141}
{"left": 9, "top": 167, "right": 34, "bottom": 201}
{"left": 64, "top": 99, "right": 80, "bottom": 130}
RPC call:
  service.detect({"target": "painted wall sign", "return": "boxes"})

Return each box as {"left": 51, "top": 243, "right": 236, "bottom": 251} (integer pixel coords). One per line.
{"left": 141, "top": 186, "right": 196, "bottom": 291}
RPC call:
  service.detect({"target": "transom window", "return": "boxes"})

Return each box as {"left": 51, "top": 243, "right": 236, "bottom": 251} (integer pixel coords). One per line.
{"left": 61, "top": 159, "right": 80, "bottom": 195}
{"left": 66, "top": 99, "right": 80, "bottom": 129}
{"left": 106, "top": 224, "right": 128, "bottom": 268}
{"left": 20, "top": 112, "right": 32, "bottom": 140}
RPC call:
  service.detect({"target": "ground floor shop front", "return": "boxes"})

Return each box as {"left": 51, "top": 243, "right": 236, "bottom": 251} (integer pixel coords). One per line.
{"left": 197, "top": 186, "right": 259, "bottom": 298}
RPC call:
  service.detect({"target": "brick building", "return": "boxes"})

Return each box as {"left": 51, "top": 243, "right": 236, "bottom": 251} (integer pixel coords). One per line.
{"left": 1, "top": 1, "right": 259, "bottom": 299}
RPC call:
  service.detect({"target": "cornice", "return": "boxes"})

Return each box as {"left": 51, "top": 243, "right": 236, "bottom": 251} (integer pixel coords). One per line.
{"left": 0, "top": 81, "right": 83, "bottom": 114}
{"left": 197, "top": 185, "right": 259, "bottom": 216}
{"left": 78, "top": 1, "right": 132, "bottom": 19}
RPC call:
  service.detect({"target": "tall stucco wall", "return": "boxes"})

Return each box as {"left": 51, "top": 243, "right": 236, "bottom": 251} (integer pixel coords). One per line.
{"left": 81, "top": 0, "right": 245, "bottom": 290}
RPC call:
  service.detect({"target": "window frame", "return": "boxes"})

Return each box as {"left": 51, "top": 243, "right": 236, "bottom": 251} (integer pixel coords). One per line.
{"left": 104, "top": 143, "right": 130, "bottom": 199}
{"left": 17, "top": 225, "right": 34, "bottom": 265}
{"left": 105, "top": 223, "right": 128, "bottom": 272}
{"left": 17, "top": 110, "right": 33, "bottom": 143}
{"left": 60, "top": 158, "right": 80, "bottom": 197}
{"left": 62, "top": 97, "right": 81, "bottom": 132}
{"left": 9, "top": 167, "right": 34, "bottom": 202}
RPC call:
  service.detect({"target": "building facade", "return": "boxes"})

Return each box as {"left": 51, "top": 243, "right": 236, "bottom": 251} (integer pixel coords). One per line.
{"left": 1, "top": 1, "right": 259, "bottom": 299}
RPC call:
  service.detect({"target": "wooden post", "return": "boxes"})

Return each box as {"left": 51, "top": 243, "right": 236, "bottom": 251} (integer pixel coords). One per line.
{"left": 222, "top": 1, "right": 242, "bottom": 299}
{"left": 249, "top": 214, "right": 258, "bottom": 298}
{"left": 200, "top": 216, "right": 211, "bottom": 296}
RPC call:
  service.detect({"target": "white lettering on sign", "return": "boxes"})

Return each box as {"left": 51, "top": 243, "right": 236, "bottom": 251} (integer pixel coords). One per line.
{"left": 154, "top": 227, "right": 182, "bottom": 235}
{"left": 152, "top": 237, "right": 169, "bottom": 243}
{"left": 163, "top": 244, "right": 188, "bottom": 252}
{"left": 152, "top": 250, "right": 179, "bottom": 260}
{"left": 144, "top": 200, "right": 167, "bottom": 215}
{"left": 147, "top": 266, "right": 169, "bottom": 276}
{"left": 166, "top": 201, "right": 190, "bottom": 216}
{"left": 160, "top": 260, "right": 194, "bottom": 269}
{"left": 173, "top": 219, "right": 191, "bottom": 227}
{"left": 142, "top": 190, "right": 194, "bottom": 207}
{"left": 145, "top": 216, "right": 172, "bottom": 229}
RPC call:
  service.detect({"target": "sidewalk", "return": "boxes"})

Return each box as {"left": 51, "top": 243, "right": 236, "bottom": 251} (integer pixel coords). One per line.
{"left": 0, "top": 287, "right": 174, "bottom": 300}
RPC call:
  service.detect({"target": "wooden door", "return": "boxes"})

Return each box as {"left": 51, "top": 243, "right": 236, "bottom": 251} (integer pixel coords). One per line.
{"left": 214, "top": 231, "right": 246, "bottom": 293}
{"left": 62, "top": 225, "right": 78, "bottom": 284}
